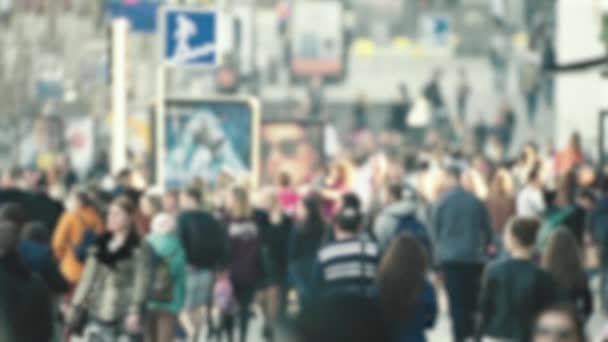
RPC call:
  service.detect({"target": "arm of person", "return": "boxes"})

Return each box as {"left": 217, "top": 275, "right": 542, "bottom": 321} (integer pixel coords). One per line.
{"left": 71, "top": 249, "right": 99, "bottom": 308}
{"left": 51, "top": 214, "right": 73, "bottom": 261}
{"left": 480, "top": 203, "right": 494, "bottom": 253}
{"left": 130, "top": 244, "right": 152, "bottom": 316}
{"left": 42, "top": 256, "right": 70, "bottom": 294}
{"left": 423, "top": 281, "right": 438, "bottom": 329}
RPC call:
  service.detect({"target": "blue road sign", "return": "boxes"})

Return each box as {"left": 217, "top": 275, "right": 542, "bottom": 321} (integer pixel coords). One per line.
{"left": 162, "top": 8, "right": 218, "bottom": 67}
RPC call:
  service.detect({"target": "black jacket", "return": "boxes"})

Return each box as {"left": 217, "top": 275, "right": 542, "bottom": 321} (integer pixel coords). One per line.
{"left": 479, "top": 258, "right": 558, "bottom": 341}
{"left": 0, "top": 252, "right": 54, "bottom": 342}
{"left": 177, "top": 210, "right": 228, "bottom": 269}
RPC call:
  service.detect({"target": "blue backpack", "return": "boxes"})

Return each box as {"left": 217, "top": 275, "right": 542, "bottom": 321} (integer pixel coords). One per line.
{"left": 392, "top": 214, "right": 433, "bottom": 261}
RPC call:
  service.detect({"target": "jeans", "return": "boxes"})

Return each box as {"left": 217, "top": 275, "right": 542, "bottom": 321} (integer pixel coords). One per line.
{"left": 442, "top": 262, "right": 484, "bottom": 342}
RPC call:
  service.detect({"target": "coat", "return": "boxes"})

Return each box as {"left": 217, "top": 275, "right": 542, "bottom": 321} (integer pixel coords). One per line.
{"left": 145, "top": 232, "right": 187, "bottom": 314}
{"left": 19, "top": 240, "right": 69, "bottom": 293}
{"left": 0, "top": 252, "right": 54, "bottom": 342}
{"left": 52, "top": 206, "right": 104, "bottom": 284}
{"left": 71, "top": 232, "right": 148, "bottom": 322}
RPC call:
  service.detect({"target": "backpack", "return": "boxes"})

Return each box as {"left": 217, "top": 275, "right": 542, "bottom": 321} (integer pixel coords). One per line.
{"left": 148, "top": 247, "right": 177, "bottom": 303}
{"left": 181, "top": 212, "right": 226, "bottom": 269}
{"left": 392, "top": 214, "right": 433, "bottom": 260}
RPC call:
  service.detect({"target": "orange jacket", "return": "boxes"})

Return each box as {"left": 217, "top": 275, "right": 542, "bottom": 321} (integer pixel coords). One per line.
{"left": 52, "top": 207, "right": 104, "bottom": 284}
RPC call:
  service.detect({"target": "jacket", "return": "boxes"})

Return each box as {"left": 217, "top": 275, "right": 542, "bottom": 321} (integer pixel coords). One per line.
{"left": 0, "top": 252, "right": 54, "bottom": 342}
{"left": 374, "top": 200, "right": 420, "bottom": 253}
{"left": 479, "top": 258, "right": 558, "bottom": 341}
{"left": 52, "top": 206, "right": 104, "bottom": 284}
{"left": 19, "top": 240, "right": 69, "bottom": 293}
{"left": 588, "top": 196, "right": 608, "bottom": 264}
{"left": 71, "top": 232, "right": 148, "bottom": 322}
{"left": 145, "top": 232, "right": 187, "bottom": 314}
{"left": 432, "top": 187, "right": 492, "bottom": 264}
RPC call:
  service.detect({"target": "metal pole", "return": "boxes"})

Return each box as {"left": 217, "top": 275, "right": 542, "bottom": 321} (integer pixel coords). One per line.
{"left": 111, "top": 19, "right": 129, "bottom": 174}
{"left": 155, "top": 65, "right": 166, "bottom": 190}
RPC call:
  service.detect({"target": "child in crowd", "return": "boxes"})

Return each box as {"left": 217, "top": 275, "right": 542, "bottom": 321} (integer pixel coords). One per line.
{"left": 479, "top": 217, "right": 558, "bottom": 341}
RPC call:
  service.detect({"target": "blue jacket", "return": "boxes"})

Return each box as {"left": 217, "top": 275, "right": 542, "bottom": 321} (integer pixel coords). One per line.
{"left": 589, "top": 196, "right": 608, "bottom": 263}
{"left": 18, "top": 240, "right": 68, "bottom": 293}
{"left": 432, "top": 187, "right": 492, "bottom": 264}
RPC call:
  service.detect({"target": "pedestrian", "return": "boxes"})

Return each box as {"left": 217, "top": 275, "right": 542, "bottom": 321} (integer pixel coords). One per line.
{"left": 387, "top": 84, "right": 413, "bottom": 142}
{"left": 456, "top": 67, "right": 471, "bottom": 123}
{"left": 136, "top": 193, "right": 162, "bottom": 239}
{"left": 66, "top": 197, "right": 147, "bottom": 341}
{"left": 276, "top": 171, "right": 300, "bottom": 216}
{"left": 519, "top": 41, "right": 542, "bottom": 126}
{"left": 374, "top": 183, "right": 429, "bottom": 255}
{"left": 588, "top": 177, "right": 608, "bottom": 314}
{"left": 423, "top": 69, "right": 446, "bottom": 119}
{"left": 374, "top": 234, "right": 437, "bottom": 342}
{"left": 163, "top": 190, "right": 180, "bottom": 215}
{"left": 177, "top": 187, "right": 228, "bottom": 342}
{"left": 486, "top": 169, "right": 516, "bottom": 255}
{"left": 516, "top": 164, "right": 547, "bottom": 218}
{"left": 306, "top": 76, "right": 325, "bottom": 118}
{"left": 19, "top": 221, "right": 69, "bottom": 293}
{"left": 555, "top": 133, "right": 585, "bottom": 177}
{"left": 311, "top": 202, "right": 379, "bottom": 299}
{"left": 353, "top": 93, "right": 369, "bottom": 133}
{"left": 542, "top": 228, "right": 593, "bottom": 321}
{"left": 52, "top": 189, "right": 104, "bottom": 285}
{"left": 533, "top": 304, "right": 586, "bottom": 342}
{"left": 0, "top": 220, "right": 54, "bottom": 342}
{"left": 226, "top": 186, "right": 263, "bottom": 342}
{"left": 145, "top": 213, "right": 187, "bottom": 342}
{"left": 431, "top": 166, "right": 492, "bottom": 342}
{"left": 258, "top": 189, "right": 292, "bottom": 340}
{"left": 478, "top": 217, "right": 558, "bottom": 341}
{"left": 288, "top": 194, "right": 325, "bottom": 307}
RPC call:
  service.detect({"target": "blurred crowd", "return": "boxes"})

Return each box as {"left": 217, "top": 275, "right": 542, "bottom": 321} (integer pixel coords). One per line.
{"left": 0, "top": 102, "right": 606, "bottom": 342}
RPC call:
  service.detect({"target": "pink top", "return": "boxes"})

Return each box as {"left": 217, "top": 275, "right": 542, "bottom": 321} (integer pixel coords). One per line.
{"left": 278, "top": 189, "right": 300, "bottom": 216}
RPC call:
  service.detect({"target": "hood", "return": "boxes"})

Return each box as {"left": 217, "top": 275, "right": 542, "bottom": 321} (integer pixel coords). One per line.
{"left": 146, "top": 232, "right": 182, "bottom": 258}
{"left": 383, "top": 200, "right": 417, "bottom": 216}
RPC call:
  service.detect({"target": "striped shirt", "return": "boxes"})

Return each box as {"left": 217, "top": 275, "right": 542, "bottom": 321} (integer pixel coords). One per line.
{"left": 312, "top": 237, "right": 379, "bottom": 298}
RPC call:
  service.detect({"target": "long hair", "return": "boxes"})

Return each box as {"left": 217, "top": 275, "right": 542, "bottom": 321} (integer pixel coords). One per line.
{"left": 230, "top": 186, "right": 252, "bottom": 220}
{"left": 543, "top": 228, "right": 587, "bottom": 290}
{"left": 302, "top": 193, "right": 325, "bottom": 237}
{"left": 489, "top": 168, "right": 514, "bottom": 198}
{"left": 535, "top": 304, "right": 586, "bottom": 342}
{"left": 378, "top": 233, "right": 427, "bottom": 324}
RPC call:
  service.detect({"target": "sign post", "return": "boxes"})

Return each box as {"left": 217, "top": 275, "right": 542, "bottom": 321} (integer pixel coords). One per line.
{"left": 156, "top": 7, "right": 220, "bottom": 188}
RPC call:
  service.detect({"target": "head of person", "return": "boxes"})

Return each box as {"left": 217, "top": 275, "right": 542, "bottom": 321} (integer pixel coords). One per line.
{"left": 0, "top": 203, "right": 27, "bottom": 230}
{"left": 150, "top": 213, "right": 176, "bottom": 235}
{"left": 568, "top": 132, "right": 582, "bottom": 154}
{"left": 162, "top": 190, "right": 179, "bottom": 213}
{"left": 107, "top": 196, "right": 136, "bottom": 235}
{"left": 1, "top": 167, "right": 21, "bottom": 189}
{"left": 528, "top": 164, "right": 543, "bottom": 188}
{"left": 334, "top": 206, "right": 362, "bottom": 238}
{"left": 533, "top": 304, "right": 585, "bottom": 342}
{"left": 228, "top": 186, "right": 252, "bottom": 220}
{"left": 262, "top": 123, "right": 317, "bottom": 186}
{"left": 378, "top": 233, "right": 427, "bottom": 323}
{"left": 505, "top": 217, "right": 541, "bottom": 254}
{"left": 490, "top": 168, "right": 514, "bottom": 197}
{"left": 278, "top": 171, "right": 292, "bottom": 189}
{"left": 116, "top": 168, "right": 132, "bottom": 188}
{"left": 542, "top": 228, "right": 586, "bottom": 291}
{"left": 444, "top": 166, "right": 462, "bottom": 190}
{"left": 139, "top": 194, "right": 162, "bottom": 218}
{"left": 66, "top": 189, "right": 93, "bottom": 212}
{"left": 0, "top": 221, "right": 20, "bottom": 257}
{"left": 341, "top": 192, "right": 361, "bottom": 212}
{"left": 179, "top": 187, "right": 202, "bottom": 210}
{"left": 21, "top": 221, "right": 49, "bottom": 244}
{"left": 382, "top": 183, "right": 403, "bottom": 206}
{"left": 297, "top": 193, "right": 324, "bottom": 226}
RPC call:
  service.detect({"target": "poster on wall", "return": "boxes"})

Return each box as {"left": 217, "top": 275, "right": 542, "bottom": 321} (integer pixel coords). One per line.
{"left": 261, "top": 119, "right": 325, "bottom": 186}
{"left": 291, "top": 0, "right": 344, "bottom": 77}
{"left": 20, "top": 116, "right": 95, "bottom": 177}
{"left": 160, "top": 98, "right": 260, "bottom": 189}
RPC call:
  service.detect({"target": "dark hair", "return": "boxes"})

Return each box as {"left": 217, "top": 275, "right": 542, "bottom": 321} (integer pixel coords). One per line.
{"left": 509, "top": 217, "right": 541, "bottom": 247}
{"left": 111, "top": 196, "right": 136, "bottom": 216}
{"left": 341, "top": 192, "right": 361, "bottom": 212}
{"left": 73, "top": 189, "right": 94, "bottom": 208}
{"left": 527, "top": 163, "right": 542, "bottom": 183}
{"left": 543, "top": 228, "right": 587, "bottom": 291}
{"left": 302, "top": 193, "right": 325, "bottom": 235}
{"left": 21, "top": 221, "right": 49, "bottom": 244}
{"left": 335, "top": 206, "right": 362, "bottom": 233}
{"left": 387, "top": 183, "right": 403, "bottom": 202}
{"left": 279, "top": 172, "right": 292, "bottom": 188}
{"left": 378, "top": 233, "right": 427, "bottom": 324}
{"left": 183, "top": 187, "right": 202, "bottom": 204}
{"left": 535, "top": 304, "right": 586, "bottom": 342}
{"left": 0, "top": 203, "right": 27, "bottom": 229}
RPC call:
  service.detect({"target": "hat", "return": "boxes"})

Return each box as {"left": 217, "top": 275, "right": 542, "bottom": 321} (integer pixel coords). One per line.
{"left": 151, "top": 213, "right": 176, "bottom": 235}
{"left": 0, "top": 221, "right": 19, "bottom": 256}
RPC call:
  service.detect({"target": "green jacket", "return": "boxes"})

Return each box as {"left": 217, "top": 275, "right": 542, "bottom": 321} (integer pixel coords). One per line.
{"left": 145, "top": 232, "right": 187, "bottom": 314}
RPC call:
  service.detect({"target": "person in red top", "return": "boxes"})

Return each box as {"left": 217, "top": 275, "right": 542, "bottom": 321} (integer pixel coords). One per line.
{"left": 277, "top": 172, "right": 300, "bottom": 216}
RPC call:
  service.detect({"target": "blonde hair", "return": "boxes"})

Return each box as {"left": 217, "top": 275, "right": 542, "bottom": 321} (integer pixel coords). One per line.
{"left": 230, "top": 186, "right": 252, "bottom": 219}
{"left": 490, "top": 168, "right": 514, "bottom": 197}
{"left": 463, "top": 169, "right": 489, "bottom": 200}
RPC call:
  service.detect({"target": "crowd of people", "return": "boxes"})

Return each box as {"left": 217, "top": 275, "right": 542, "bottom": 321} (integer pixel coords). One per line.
{"left": 0, "top": 116, "right": 606, "bottom": 342}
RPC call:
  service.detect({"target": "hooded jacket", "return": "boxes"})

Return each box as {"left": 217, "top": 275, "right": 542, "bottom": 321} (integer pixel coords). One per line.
{"left": 145, "top": 232, "right": 187, "bottom": 314}
{"left": 374, "top": 200, "right": 420, "bottom": 253}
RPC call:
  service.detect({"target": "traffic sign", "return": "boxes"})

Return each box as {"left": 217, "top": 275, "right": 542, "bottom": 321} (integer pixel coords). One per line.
{"left": 161, "top": 8, "right": 219, "bottom": 67}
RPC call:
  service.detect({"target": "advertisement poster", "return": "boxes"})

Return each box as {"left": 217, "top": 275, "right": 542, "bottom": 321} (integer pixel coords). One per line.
{"left": 261, "top": 120, "right": 325, "bottom": 186}
{"left": 291, "top": 0, "right": 344, "bottom": 77}
{"left": 161, "top": 98, "right": 260, "bottom": 188}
